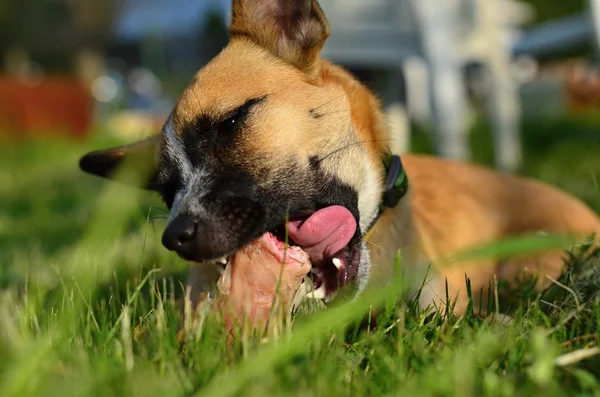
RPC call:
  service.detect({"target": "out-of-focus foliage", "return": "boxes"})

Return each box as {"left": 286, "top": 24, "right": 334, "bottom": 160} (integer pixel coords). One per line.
{"left": 0, "top": 0, "right": 120, "bottom": 69}
{"left": 522, "top": 0, "right": 587, "bottom": 23}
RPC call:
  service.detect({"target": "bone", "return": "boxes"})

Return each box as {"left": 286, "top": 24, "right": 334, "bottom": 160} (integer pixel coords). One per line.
{"left": 213, "top": 236, "right": 312, "bottom": 340}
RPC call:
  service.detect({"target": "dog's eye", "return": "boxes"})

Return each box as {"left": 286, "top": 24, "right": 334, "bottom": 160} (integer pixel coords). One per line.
{"left": 218, "top": 113, "right": 241, "bottom": 136}
{"left": 214, "top": 96, "right": 266, "bottom": 140}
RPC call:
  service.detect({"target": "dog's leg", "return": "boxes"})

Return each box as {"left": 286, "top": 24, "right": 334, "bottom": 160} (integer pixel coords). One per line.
{"left": 418, "top": 263, "right": 499, "bottom": 318}
{"left": 497, "top": 250, "right": 567, "bottom": 292}
{"left": 421, "top": 249, "right": 570, "bottom": 323}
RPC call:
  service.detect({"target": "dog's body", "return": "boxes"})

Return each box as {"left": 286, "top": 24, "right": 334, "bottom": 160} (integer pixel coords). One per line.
{"left": 368, "top": 154, "right": 600, "bottom": 313}
{"left": 80, "top": 0, "right": 600, "bottom": 321}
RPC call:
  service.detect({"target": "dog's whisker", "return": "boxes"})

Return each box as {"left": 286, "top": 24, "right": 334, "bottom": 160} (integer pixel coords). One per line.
{"left": 364, "top": 240, "right": 386, "bottom": 252}
{"left": 317, "top": 138, "right": 399, "bottom": 163}
{"left": 313, "top": 109, "right": 349, "bottom": 118}
{"left": 148, "top": 206, "right": 170, "bottom": 215}
{"left": 310, "top": 93, "right": 347, "bottom": 112}
{"left": 313, "top": 128, "right": 346, "bottom": 160}
{"left": 132, "top": 216, "right": 170, "bottom": 233}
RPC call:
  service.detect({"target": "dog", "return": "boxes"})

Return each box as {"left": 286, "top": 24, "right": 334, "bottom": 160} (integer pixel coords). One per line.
{"left": 79, "top": 0, "right": 600, "bottom": 324}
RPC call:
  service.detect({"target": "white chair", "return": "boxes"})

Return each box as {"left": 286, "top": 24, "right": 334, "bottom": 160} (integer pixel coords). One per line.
{"left": 319, "top": 0, "right": 531, "bottom": 171}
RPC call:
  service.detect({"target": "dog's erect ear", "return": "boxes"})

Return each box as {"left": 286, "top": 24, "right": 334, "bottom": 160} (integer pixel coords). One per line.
{"left": 79, "top": 136, "right": 161, "bottom": 190}
{"left": 230, "top": 0, "right": 330, "bottom": 81}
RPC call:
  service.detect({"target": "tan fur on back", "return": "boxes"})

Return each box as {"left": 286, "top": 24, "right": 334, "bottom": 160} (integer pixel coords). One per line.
{"left": 369, "top": 155, "right": 600, "bottom": 313}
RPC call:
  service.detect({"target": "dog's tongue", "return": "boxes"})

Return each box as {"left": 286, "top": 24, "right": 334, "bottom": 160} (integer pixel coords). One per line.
{"left": 286, "top": 206, "right": 357, "bottom": 263}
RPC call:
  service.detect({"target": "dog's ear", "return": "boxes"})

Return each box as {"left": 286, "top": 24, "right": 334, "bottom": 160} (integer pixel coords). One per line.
{"left": 230, "top": 0, "right": 330, "bottom": 82}
{"left": 79, "top": 135, "right": 161, "bottom": 190}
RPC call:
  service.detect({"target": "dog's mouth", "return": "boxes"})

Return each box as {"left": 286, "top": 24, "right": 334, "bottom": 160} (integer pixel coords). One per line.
{"left": 210, "top": 206, "right": 359, "bottom": 325}
{"left": 271, "top": 205, "right": 358, "bottom": 300}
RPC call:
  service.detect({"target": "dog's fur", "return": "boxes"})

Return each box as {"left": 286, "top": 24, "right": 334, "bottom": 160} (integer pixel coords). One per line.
{"left": 79, "top": 0, "right": 600, "bottom": 317}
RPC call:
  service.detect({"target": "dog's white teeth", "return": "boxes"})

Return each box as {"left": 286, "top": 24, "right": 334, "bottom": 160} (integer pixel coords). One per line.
{"left": 217, "top": 262, "right": 232, "bottom": 295}
{"left": 213, "top": 257, "right": 228, "bottom": 275}
{"left": 332, "top": 258, "right": 342, "bottom": 271}
{"left": 307, "top": 285, "right": 326, "bottom": 300}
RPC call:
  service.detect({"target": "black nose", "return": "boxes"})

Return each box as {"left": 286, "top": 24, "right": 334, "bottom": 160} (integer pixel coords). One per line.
{"left": 162, "top": 215, "right": 198, "bottom": 255}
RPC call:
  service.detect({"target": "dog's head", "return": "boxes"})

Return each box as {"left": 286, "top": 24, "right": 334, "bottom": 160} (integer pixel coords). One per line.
{"left": 80, "top": 0, "right": 391, "bottom": 302}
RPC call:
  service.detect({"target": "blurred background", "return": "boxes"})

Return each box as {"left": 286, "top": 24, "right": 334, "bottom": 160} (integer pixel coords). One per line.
{"left": 1, "top": 0, "right": 600, "bottom": 274}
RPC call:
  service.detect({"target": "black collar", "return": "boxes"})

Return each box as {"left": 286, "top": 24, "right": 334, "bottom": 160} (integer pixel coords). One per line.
{"left": 363, "top": 154, "right": 409, "bottom": 237}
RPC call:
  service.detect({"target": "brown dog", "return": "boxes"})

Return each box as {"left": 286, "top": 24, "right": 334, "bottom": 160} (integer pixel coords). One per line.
{"left": 79, "top": 0, "right": 600, "bottom": 326}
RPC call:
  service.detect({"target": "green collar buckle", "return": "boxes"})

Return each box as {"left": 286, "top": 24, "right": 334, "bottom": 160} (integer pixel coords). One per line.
{"left": 381, "top": 154, "right": 408, "bottom": 208}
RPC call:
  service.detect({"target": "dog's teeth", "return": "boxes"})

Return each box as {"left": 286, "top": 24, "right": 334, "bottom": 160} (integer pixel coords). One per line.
{"left": 217, "top": 257, "right": 227, "bottom": 265}
{"left": 307, "top": 285, "right": 326, "bottom": 300}
{"left": 332, "top": 258, "right": 342, "bottom": 271}
{"left": 217, "top": 263, "right": 232, "bottom": 295}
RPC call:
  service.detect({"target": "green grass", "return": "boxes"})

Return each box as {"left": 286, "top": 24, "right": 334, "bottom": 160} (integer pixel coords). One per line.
{"left": 1, "top": 117, "right": 600, "bottom": 397}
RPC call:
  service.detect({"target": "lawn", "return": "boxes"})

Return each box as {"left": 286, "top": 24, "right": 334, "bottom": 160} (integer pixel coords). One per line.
{"left": 0, "top": 116, "right": 599, "bottom": 397}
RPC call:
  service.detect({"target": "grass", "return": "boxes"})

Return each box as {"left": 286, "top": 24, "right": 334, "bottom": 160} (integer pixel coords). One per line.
{"left": 1, "top": 116, "right": 600, "bottom": 397}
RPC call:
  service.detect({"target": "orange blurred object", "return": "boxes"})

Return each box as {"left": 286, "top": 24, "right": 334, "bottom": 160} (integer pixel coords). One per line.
{"left": 0, "top": 76, "right": 93, "bottom": 139}
{"left": 565, "top": 63, "right": 600, "bottom": 113}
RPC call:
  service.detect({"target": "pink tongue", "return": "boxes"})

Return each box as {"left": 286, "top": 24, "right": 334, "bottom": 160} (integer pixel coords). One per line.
{"left": 285, "top": 206, "right": 357, "bottom": 264}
